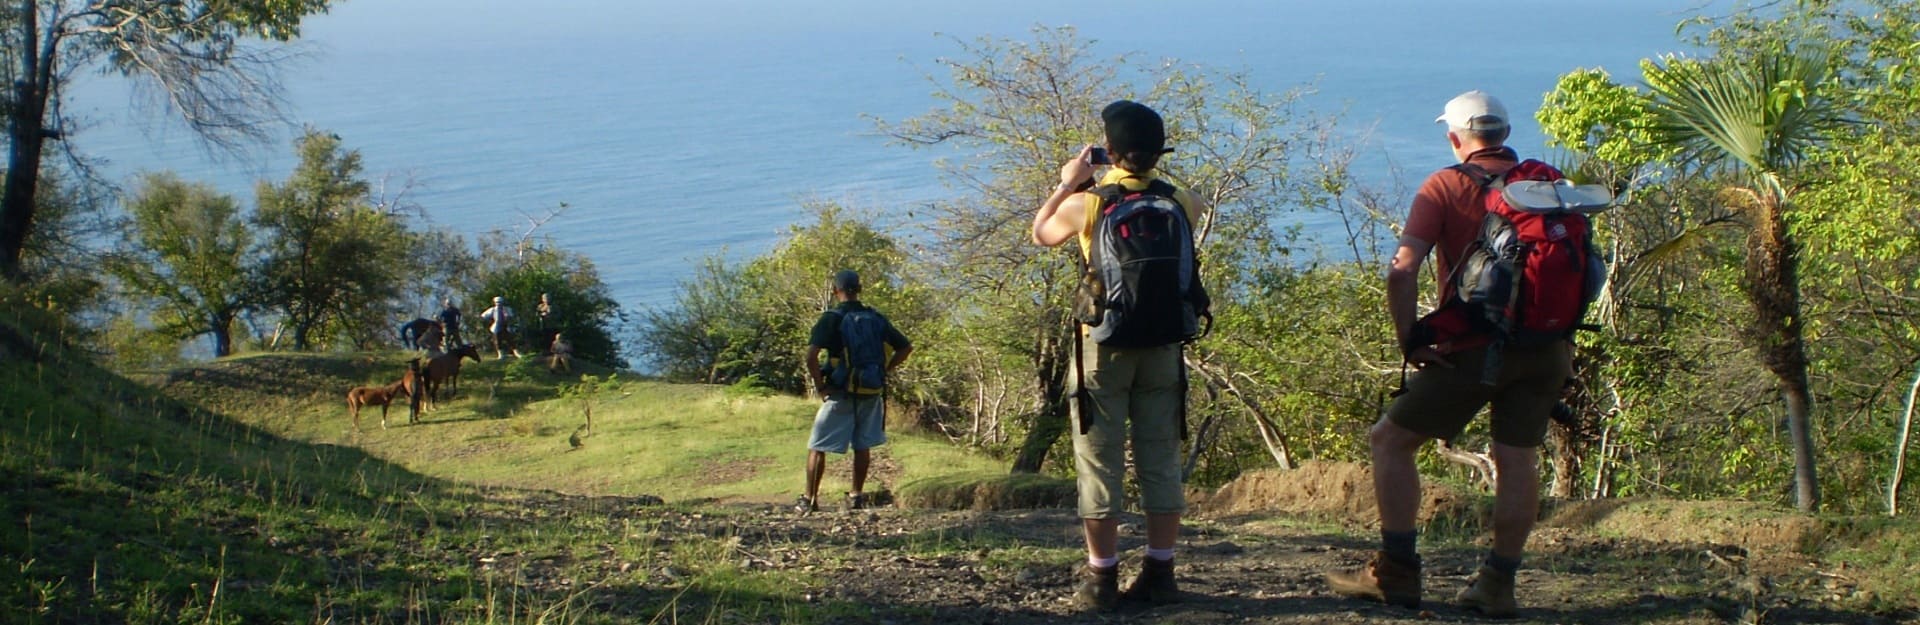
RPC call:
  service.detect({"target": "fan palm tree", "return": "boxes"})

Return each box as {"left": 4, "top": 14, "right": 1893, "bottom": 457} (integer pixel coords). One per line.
{"left": 1641, "top": 46, "right": 1849, "bottom": 511}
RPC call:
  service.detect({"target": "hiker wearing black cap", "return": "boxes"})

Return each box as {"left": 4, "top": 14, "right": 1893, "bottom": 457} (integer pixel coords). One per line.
{"left": 797, "top": 269, "right": 913, "bottom": 514}
{"left": 1031, "top": 100, "right": 1211, "bottom": 611}
{"left": 1324, "top": 90, "right": 1576, "bottom": 618}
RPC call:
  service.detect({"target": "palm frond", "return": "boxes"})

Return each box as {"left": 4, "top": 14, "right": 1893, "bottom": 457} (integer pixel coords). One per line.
{"left": 1641, "top": 46, "right": 1848, "bottom": 177}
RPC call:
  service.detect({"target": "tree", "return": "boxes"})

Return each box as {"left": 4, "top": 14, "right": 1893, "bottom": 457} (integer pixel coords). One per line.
{"left": 874, "top": 27, "right": 1321, "bottom": 474}
{"left": 471, "top": 230, "right": 629, "bottom": 369}
{"left": 254, "top": 130, "right": 415, "bottom": 351}
{"left": 106, "top": 172, "right": 254, "bottom": 357}
{"left": 1639, "top": 47, "right": 1849, "bottom": 511}
{"left": 2, "top": 0, "right": 332, "bottom": 282}
{"left": 637, "top": 204, "right": 921, "bottom": 391}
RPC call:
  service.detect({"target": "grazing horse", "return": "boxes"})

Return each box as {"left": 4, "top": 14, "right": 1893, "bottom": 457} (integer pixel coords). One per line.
{"left": 423, "top": 344, "right": 482, "bottom": 409}
{"left": 398, "top": 317, "right": 436, "bottom": 349}
{"left": 346, "top": 379, "right": 412, "bottom": 432}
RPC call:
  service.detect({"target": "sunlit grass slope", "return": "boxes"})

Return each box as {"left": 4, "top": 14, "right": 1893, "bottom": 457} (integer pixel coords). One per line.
{"left": 147, "top": 352, "right": 1007, "bottom": 503}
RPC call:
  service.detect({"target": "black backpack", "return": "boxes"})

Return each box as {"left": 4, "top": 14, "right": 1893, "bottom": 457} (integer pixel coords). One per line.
{"left": 826, "top": 307, "right": 889, "bottom": 396}
{"left": 1073, "top": 179, "right": 1211, "bottom": 348}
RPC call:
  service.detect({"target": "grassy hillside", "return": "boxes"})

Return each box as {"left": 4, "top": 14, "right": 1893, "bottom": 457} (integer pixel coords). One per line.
{"left": 0, "top": 302, "right": 1002, "bottom": 624}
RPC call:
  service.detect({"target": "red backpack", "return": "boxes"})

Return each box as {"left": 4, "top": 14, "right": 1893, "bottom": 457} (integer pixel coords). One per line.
{"left": 1428, "top": 160, "right": 1608, "bottom": 380}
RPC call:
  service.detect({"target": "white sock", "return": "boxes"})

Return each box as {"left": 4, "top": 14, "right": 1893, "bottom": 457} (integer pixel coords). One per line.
{"left": 1145, "top": 547, "right": 1175, "bottom": 562}
{"left": 1088, "top": 555, "right": 1119, "bottom": 569}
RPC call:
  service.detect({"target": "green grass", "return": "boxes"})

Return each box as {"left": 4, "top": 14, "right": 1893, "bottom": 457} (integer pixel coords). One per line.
{"left": 147, "top": 351, "right": 1010, "bottom": 503}
{"left": 0, "top": 296, "right": 998, "bottom": 623}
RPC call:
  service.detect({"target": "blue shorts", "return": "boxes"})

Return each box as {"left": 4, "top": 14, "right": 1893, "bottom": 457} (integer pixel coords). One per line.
{"left": 807, "top": 394, "right": 886, "bottom": 453}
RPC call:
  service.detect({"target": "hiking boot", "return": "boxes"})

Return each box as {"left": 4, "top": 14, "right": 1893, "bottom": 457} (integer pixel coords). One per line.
{"left": 1456, "top": 564, "right": 1518, "bottom": 618}
{"left": 846, "top": 492, "right": 866, "bottom": 510}
{"left": 1121, "top": 557, "right": 1180, "bottom": 605}
{"left": 793, "top": 495, "right": 816, "bottom": 515}
{"left": 1325, "top": 551, "right": 1421, "bottom": 609}
{"left": 1071, "top": 564, "right": 1120, "bottom": 612}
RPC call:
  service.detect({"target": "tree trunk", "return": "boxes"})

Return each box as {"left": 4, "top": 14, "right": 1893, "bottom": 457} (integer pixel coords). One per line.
{"left": 1783, "top": 380, "right": 1818, "bottom": 511}
{"left": 1, "top": 3, "right": 49, "bottom": 281}
{"left": 1011, "top": 325, "right": 1072, "bottom": 474}
{"left": 1546, "top": 424, "right": 1582, "bottom": 499}
{"left": 1747, "top": 200, "right": 1818, "bottom": 512}
{"left": 213, "top": 319, "right": 234, "bottom": 358}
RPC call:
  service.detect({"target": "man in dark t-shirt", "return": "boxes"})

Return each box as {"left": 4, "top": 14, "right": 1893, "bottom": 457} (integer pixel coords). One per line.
{"left": 797, "top": 270, "right": 912, "bottom": 514}
{"left": 437, "top": 298, "right": 463, "bottom": 350}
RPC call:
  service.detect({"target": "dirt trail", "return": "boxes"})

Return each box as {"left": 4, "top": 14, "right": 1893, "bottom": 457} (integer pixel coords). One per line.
{"left": 687, "top": 505, "right": 1893, "bottom": 625}
{"left": 468, "top": 461, "right": 1916, "bottom": 625}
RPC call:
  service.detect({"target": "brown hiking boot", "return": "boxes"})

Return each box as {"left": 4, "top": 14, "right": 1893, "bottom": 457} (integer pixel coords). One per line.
{"left": 1072, "top": 564, "right": 1119, "bottom": 612}
{"left": 1324, "top": 551, "right": 1421, "bottom": 609}
{"left": 1121, "top": 557, "right": 1180, "bottom": 605}
{"left": 1456, "top": 564, "right": 1518, "bottom": 618}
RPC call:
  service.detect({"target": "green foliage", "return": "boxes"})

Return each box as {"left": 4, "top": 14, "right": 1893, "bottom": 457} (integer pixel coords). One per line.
{"left": 470, "top": 227, "right": 629, "bottom": 369}
{"left": 640, "top": 203, "right": 920, "bottom": 394}
{"left": 253, "top": 129, "right": 417, "bottom": 351}
{"left": 1537, "top": 68, "right": 1670, "bottom": 183}
{"left": 106, "top": 172, "right": 255, "bottom": 357}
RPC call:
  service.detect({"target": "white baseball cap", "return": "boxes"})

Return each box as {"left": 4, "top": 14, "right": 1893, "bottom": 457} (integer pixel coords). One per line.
{"left": 1436, "top": 90, "right": 1509, "bottom": 130}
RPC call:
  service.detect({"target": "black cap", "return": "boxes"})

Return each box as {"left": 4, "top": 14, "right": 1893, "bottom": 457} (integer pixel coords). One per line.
{"left": 1102, "top": 100, "right": 1170, "bottom": 155}
{"left": 832, "top": 270, "right": 861, "bottom": 292}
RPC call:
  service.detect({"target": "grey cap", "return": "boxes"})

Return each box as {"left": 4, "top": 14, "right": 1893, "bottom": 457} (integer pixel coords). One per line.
{"left": 832, "top": 270, "right": 861, "bottom": 292}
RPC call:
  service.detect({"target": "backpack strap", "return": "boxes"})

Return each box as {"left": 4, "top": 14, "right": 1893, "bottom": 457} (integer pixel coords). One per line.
{"left": 1091, "top": 178, "right": 1180, "bottom": 210}
{"left": 1447, "top": 162, "right": 1505, "bottom": 191}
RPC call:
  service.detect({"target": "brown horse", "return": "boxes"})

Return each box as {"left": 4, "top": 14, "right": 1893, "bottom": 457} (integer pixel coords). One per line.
{"left": 423, "top": 343, "right": 481, "bottom": 409}
{"left": 402, "top": 359, "right": 424, "bottom": 424}
{"left": 346, "top": 379, "right": 411, "bottom": 432}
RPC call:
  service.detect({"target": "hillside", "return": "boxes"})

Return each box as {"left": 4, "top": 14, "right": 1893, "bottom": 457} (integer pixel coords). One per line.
{"left": 3, "top": 309, "right": 1918, "bottom": 624}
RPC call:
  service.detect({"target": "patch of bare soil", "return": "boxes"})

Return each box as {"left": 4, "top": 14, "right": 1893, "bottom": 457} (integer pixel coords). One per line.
{"left": 1199, "top": 461, "right": 1473, "bottom": 527}
{"left": 698, "top": 457, "right": 777, "bottom": 485}
{"left": 1546, "top": 498, "right": 1824, "bottom": 556}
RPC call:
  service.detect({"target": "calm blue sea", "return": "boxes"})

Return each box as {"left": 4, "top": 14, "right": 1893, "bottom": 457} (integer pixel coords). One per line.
{"left": 64, "top": 0, "right": 1709, "bottom": 312}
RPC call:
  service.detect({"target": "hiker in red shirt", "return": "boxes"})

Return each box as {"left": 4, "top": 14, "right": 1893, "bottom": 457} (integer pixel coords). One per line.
{"left": 1326, "top": 91, "right": 1573, "bottom": 618}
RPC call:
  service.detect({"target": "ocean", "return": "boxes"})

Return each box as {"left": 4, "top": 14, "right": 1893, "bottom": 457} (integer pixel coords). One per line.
{"left": 62, "top": 0, "right": 1710, "bottom": 311}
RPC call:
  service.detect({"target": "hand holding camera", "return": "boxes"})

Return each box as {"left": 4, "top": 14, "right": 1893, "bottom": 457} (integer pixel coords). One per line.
{"left": 1059, "top": 144, "right": 1106, "bottom": 191}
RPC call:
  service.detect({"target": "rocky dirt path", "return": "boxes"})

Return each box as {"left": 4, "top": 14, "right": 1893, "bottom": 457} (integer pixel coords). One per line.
{"left": 640, "top": 501, "right": 1910, "bottom": 625}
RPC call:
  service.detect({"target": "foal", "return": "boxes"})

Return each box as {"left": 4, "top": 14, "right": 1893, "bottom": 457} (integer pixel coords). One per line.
{"left": 346, "top": 379, "right": 412, "bottom": 432}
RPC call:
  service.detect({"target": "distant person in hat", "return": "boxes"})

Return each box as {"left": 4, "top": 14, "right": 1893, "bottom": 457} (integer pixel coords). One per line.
{"left": 1030, "top": 99, "right": 1211, "bottom": 611}
{"left": 1325, "top": 90, "right": 1573, "bottom": 618}
{"left": 797, "top": 269, "right": 912, "bottom": 515}
{"left": 479, "top": 296, "right": 518, "bottom": 360}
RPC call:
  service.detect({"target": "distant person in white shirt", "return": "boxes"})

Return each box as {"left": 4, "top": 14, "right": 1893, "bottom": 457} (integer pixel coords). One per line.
{"left": 480, "top": 296, "right": 519, "bottom": 360}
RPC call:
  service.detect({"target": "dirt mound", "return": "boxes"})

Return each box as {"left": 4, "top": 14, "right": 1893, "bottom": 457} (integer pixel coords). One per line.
{"left": 1545, "top": 498, "right": 1823, "bottom": 554}
{"left": 897, "top": 472, "right": 1076, "bottom": 511}
{"left": 1198, "top": 461, "right": 1473, "bottom": 526}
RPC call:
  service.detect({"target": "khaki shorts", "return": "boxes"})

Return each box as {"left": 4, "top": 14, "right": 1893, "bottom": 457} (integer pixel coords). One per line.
{"left": 1385, "top": 341, "right": 1572, "bottom": 448}
{"left": 1073, "top": 341, "right": 1187, "bottom": 519}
